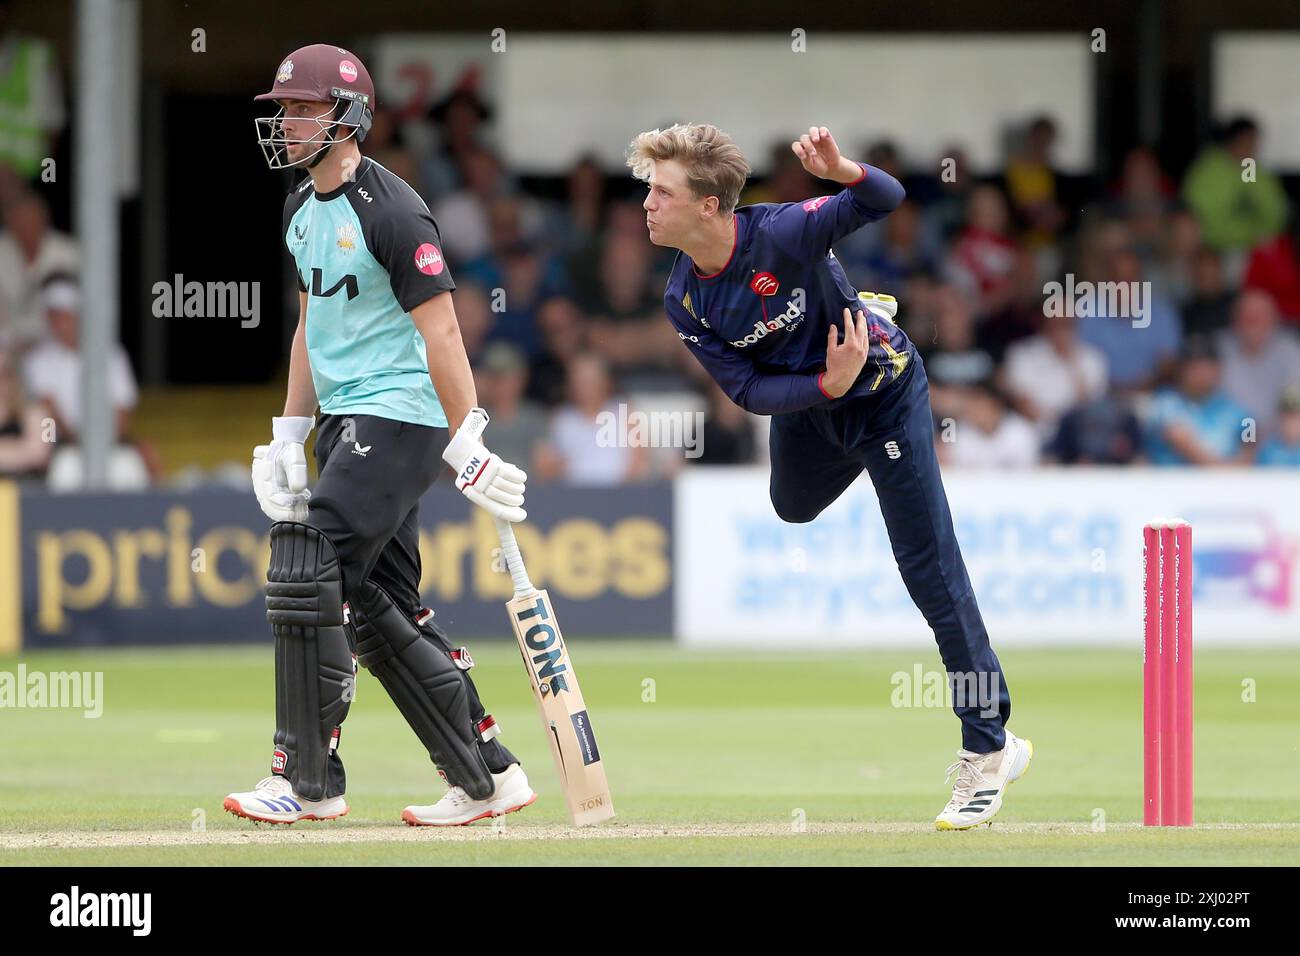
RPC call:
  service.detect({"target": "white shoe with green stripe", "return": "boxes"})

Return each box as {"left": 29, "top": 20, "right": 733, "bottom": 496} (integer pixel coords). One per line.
{"left": 934, "top": 731, "right": 1034, "bottom": 831}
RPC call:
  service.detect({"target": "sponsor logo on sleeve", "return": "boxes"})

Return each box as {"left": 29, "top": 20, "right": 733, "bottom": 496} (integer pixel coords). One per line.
{"left": 802, "top": 195, "right": 832, "bottom": 213}
{"left": 414, "top": 242, "right": 444, "bottom": 276}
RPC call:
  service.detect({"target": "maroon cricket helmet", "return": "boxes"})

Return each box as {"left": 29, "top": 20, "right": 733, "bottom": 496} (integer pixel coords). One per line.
{"left": 254, "top": 43, "right": 376, "bottom": 168}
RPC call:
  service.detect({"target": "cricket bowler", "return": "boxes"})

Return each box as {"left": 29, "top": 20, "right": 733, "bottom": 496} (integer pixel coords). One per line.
{"left": 630, "top": 123, "right": 1033, "bottom": 829}
{"left": 225, "top": 44, "right": 536, "bottom": 826}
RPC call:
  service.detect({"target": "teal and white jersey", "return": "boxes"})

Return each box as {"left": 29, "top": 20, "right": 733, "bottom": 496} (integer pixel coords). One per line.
{"left": 282, "top": 157, "right": 455, "bottom": 427}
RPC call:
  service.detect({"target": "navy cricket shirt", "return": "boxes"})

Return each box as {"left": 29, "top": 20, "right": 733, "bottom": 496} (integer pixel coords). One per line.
{"left": 663, "top": 163, "right": 912, "bottom": 415}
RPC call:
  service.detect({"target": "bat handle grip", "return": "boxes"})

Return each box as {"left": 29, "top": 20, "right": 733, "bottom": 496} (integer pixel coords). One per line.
{"left": 493, "top": 517, "right": 534, "bottom": 596}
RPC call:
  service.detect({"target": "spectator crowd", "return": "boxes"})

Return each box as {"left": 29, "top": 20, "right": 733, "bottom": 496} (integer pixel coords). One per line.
{"left": 0, "top": 5, "right": 151, "bottom": 487}
{"left": 397, "top": 98, "right": 1300, "bottom": 483}
{"left": 3, "top": 61, "right": 1300, "bottom": 486}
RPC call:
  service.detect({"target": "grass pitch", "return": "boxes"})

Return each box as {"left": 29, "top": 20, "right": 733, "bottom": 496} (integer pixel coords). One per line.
{"left": 1, "top": 642, "right": 1296, "bottom": 865}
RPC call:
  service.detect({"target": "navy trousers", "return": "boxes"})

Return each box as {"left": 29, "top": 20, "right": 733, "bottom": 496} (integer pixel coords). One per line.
{"left": 768, "top": 351, "right": 1011, "bottom": 753}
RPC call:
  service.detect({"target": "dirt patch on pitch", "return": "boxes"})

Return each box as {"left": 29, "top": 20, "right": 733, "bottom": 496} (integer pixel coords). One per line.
{"left": 5, "top": 821, "right": 1294, "bottom": 849}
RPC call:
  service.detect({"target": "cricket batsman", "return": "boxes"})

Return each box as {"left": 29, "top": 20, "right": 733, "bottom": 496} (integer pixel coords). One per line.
{"left": 225, "top": 44, "right": 536, "bottom": 826}
{"left": 630, "top": 123, "right": 1032, "bottom": 829}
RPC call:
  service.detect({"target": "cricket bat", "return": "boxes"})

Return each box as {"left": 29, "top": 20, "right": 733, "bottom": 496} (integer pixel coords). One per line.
{"left": 460, "top": 409, "right": 614, "bottom": 826}
{"left": 494, "top": 517, "right": 615, "bottom": 826}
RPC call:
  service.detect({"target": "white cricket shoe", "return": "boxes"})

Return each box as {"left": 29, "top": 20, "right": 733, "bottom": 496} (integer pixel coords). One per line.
{"left": 402, "top": 764, "right": 537, "bottom": 827}
{"left": 224, "top": 775, "right": 349, "bottom": 825}
{"left": 934, "top": 730, "right": 1034, "bottom": 831}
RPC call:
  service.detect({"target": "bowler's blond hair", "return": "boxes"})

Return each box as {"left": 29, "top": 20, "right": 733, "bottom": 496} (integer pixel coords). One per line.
{"left": 627, "top": 123, "right": 751, "bottom": 214}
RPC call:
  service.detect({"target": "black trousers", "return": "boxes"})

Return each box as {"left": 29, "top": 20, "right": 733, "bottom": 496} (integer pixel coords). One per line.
{"left": 306, "top": 412, "right": 516, "bottom": 786}
{"left": 309, "top": 413, "right": 441, "bottom": 614}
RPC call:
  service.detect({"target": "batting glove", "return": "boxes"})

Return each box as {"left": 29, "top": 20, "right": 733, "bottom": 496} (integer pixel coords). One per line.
{"left": 252, "top": 415, "right": 313, "bottom": 523}
{"left": 442, "top": 408, "right": 528, "bottom": 523}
